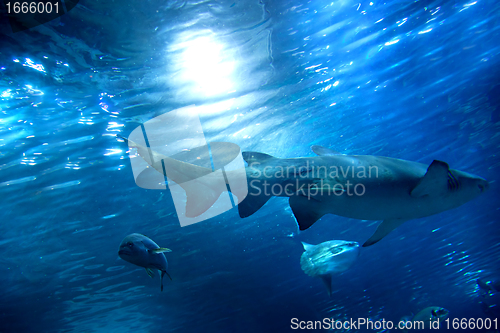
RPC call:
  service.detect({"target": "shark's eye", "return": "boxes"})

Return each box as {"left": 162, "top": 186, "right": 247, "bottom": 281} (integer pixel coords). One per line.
{"left": 478, "top": 184, "right": 485, "bottom": 192}
{"left": 127, "top": 242, "right": 134, "bottom": 247}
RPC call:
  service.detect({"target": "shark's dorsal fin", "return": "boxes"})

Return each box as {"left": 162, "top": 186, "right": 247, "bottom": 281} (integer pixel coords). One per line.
{"left": 289, "top": 196, "right": 326, "bottom": 231}
{"left": 411, "top": 160, "right": 450, "bottom": 197}
{"left": 319, "top": 274, "right": 333, "bottom": 296}
{"left": 311, "top": 145, "right": 341, "bottom": 156}
{"left": 242, "top": 152, "right": 276, "bottom": 164}
{"left": 363, "top": 219, "right": 408, "bottom": 247}
{"left": 301, "top": 242, "right": 315, "bottom": 251}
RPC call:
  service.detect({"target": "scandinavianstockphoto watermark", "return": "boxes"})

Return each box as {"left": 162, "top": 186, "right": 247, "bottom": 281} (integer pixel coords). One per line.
{"left": 247, "top": 161, "right": 379, "bottom": 199}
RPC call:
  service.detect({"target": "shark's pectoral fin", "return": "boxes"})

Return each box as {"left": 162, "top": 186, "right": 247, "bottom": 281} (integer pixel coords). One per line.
{"left": 146, "top": 268, "right": 156, "bottom": 278}
{"left": 363, "top": 219, "right": 408, "bottom": 247}
{"left": 289, "top": 196, "right": 326, "bottom": 231}
{"left": 319, "top": 274, "right": 333, "bottom": 296}
{"left": 411, "top": 160, "right": 450, "bottom": 197}
{"left": 311, "top": 145, "right": 342, "bottom": 156}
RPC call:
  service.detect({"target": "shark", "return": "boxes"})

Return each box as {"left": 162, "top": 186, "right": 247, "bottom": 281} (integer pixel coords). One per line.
{"left": 119, "top": 136, "right": 489, "bottom": 247}
{"left": 300, "top": 240, "right": 360, "bottom": 295}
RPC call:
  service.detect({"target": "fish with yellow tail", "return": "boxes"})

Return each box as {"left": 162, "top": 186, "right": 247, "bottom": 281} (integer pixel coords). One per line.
{"left": 118, "top": 233, "right": 172, "bottom": 291}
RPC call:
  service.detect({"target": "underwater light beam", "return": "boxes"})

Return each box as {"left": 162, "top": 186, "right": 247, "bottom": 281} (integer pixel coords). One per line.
{"left": 178, "top": 36, "right": 235, "bottom": 97}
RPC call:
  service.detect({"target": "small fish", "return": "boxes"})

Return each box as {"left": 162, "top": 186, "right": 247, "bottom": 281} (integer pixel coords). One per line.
{"left": 412, "top": 306, "right": 449, "bottom": 330}
{"left": 478, "top": 278, "right": 500, "bottom": 293}
{"left": 118, "top": 233, "right": 172, "bottom": 291}
{"left": 300, "top": 240, "right": 360, "bottom": 296}
{"left": 478, "top": 279, "right": 500, "bottom": 318}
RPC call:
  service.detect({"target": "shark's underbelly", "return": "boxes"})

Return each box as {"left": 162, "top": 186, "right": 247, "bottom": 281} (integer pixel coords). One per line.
{"left": 315, "top": 187, "right": 456, "bottom": 221}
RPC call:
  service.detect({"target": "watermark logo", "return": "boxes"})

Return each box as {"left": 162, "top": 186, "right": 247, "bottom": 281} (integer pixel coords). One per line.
{"left": 2, "top": 0, "right": 79, "bottom": 33}
{"left": 124, "top": 106, "right": 248, "bottom": 227}
{"left": 245, "top": 161, "right": 377, "bottom": 200}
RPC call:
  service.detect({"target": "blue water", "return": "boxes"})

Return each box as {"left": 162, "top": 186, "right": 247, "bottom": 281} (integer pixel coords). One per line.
{"left": 1, "top": 0, "right": 499, "bottom": 332}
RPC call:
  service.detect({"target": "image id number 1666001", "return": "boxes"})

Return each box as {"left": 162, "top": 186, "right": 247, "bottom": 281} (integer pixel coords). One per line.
{"left": 5, "top": 2, "right": 59, "bottom": 14}
{"left": 444, "top": 318, "right": 497, "bottom": 330}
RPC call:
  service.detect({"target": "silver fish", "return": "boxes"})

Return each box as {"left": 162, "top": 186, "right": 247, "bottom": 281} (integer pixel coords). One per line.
{"left": 411, "top": 306, "right": 449, "bottom": 330}
{"left": 300, "top": 240, "right": 359, "bottom": 295}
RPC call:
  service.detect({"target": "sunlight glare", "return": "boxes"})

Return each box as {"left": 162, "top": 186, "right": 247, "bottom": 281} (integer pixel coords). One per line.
{"left": 178, "top": 36, "right": 235, "bottom": 97}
